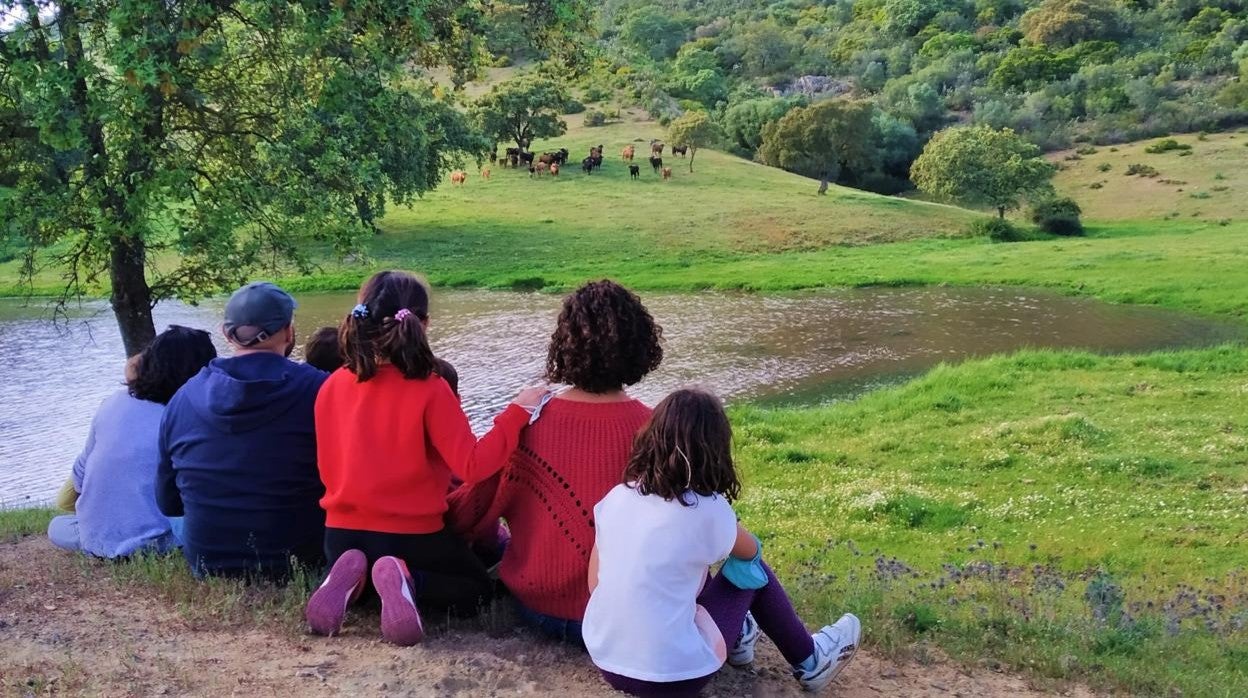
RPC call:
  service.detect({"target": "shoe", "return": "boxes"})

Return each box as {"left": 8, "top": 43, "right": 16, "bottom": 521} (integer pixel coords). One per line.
{"left": 486, "top": 520, "right": 512, "bottom": 579}
{"left": 371, "top": 556, "right": 425, "bottom": 646}
{"left": 305, "top": 549, "right": 367, "bottom": 637}
{"left": 794, "top": 614, "right": 861, "bottom": 692}
{"left": 728, "top": 612, "right": 761, "bottom": 667}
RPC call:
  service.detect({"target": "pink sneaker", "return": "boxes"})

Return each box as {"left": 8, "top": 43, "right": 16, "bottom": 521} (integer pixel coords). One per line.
{"left": 371, "top": 556, "right": 425, "bottom": 646}
{"left": 306, "top": 549, "right": 367, "bottom": 637}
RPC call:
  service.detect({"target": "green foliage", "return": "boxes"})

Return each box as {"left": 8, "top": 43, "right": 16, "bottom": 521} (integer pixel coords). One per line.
{"left": 969, "top": 216, "right": 1026, "bottom": 242}
{"left": 757, "top": 100, "right": 879, "bottom": 184}
{"left": 667, "top": 111, "right": 721, "bottom": 172}
{"left": 912, "top": 126, "right": 1056, "bottom": 218}
{"left": 721, "top": 96, "right": 806, "bottom": 154}
{"left": 472, "top": 76, "right": 571, "bottom": 151}
{"left": 1020, "top": 0, "right": 1121, "bottom": 48}
{"left": 621, "top": 7, "right": 688, "bottom": 61}
{"left": 1125, "top": 163, "right": 1160, "bottom": 177}
{"left": 0, "top": 0, "right": 585, "bottom": 353}
{"left": 1031, "top": 196, "right": 1085, "bottom": 236}
{"left": 583, "top": 110, "right": 607, "bottom": 127}
{"left": 1144, "top": 139, "right": 1192, "bottom": 154}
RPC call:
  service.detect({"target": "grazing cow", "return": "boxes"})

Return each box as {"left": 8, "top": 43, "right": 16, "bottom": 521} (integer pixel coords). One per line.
{"left": 450, "top": 170, "right": 467, "bottom": 186}
{"left": 671, "top": 145, "right": 688, "bottom": 157}
{"left": 629, "top": 164, "right": 640, "bottom": 179}
{"left": 661, "top": 167, "right": 673, "bottom": 181}
{"left": 582, "top": 157, "right": 594, "bottom": 175}
{"left": 481, "top": 167, "right": 491, "bottom": 180}
{"left": 555, "top": 148, "right": 569, "bottom": 165}
{"left": 650, "top": 140, "right": 664, "bottom": 157}
{"left": 533, "top": 161, "right": 549, "bottom": 177}
{"left": 649, "top": 156, "right": 663, "bottom": 172}
{"left": 505, "top": 147, "right": 520, "bottom": 167}
{"left": 519, "top": 151, "right": 535, "bottom": 166}
{"left": 621, "top": 145, "right": 635, "bottom": 161}
{"left": 550, "top": 163, "right": 560, "bottom": 177}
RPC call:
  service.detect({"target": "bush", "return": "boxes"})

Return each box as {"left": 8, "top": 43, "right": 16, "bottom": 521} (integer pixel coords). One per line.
{"left": 1031, "top": 197, "right": 1084, "bottom": 236}
{"left": 1076, "top": 145, "right": 1099, "bottom": 155}
{"left": 1144, "top": 138, "right": 1191, "bottom": 154}
{"left": 1125, "top": 163, "right": 1159, "bottom": 177}
{"left": 582, "top": 110, "right": 607, "bottom": 127}
{"left": 969, "top": 217, "right": 1025, "bottom": 242}
{"left": 563, "top": 98, "right": 586, "bottom": 115}
{"left": 1097, "top": 163, "right": 1112, "bottom": 172}
{"left": 583, "top": 85, "right": 610, "bottom": 104}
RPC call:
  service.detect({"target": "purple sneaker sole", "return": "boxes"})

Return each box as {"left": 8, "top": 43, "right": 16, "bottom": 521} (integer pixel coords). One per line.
{"left": 306, "top": 549, "right": 367, "bottom": 637}
{"left": 372, "top": 556, "right": 424, "bottom": 646}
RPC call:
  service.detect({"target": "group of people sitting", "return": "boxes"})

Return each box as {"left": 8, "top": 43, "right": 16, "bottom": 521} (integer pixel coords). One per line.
{"left": 47, "top": 271, "right": 860, "bottom": 696}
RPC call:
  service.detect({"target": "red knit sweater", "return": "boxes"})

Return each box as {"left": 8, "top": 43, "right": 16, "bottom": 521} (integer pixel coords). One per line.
{"left": 316, "top": 365, "right": 529, "bottom": 534}
{"left": 447, "top": 397, "right": 652, "bottom": 620}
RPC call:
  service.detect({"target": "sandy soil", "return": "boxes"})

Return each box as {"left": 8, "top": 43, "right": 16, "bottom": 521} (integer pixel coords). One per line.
{"left": 0, "top": 537, "right": 1094, "bottom": 697}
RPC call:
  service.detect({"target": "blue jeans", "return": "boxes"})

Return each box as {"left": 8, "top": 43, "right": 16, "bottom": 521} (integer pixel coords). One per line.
{"left": 516, "top": 602, "right": 585, "bottom": 647}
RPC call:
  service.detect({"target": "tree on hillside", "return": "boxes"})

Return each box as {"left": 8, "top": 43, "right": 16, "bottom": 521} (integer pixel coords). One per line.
{"left": 621, "top": 8, "right": 688, "bottom": 61}
{"left": 667, "top": 111, "right": 721, "bottom": 173}
{"left": 911, "top": 126, "right": 1056, "bottom": 219}
{"left": 472, "top": 76, "right": 570, "bottom": 153}
{"left": 756, "top": 100, "right": 878, "bottom": 194}
{"left": 721, "top": 96, "right": 806, "bottom": 154}
{"left": 1020, "top": 0, "right": 1121, "bottom": 48}
{"left": 0, "top": 1, "right": 586, "bottom": 356}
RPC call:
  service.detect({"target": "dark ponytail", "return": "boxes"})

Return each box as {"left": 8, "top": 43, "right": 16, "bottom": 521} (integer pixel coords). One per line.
{"left": 339, "top": 271, "right": 436, "bottom": 382}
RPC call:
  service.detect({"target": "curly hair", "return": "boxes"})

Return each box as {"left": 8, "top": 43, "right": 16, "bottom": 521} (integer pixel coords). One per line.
{"left": 340, "top": 270, "right": 435, "bottom": 382}
{"left": 545, "top": 280, "right": 663, "bottom": 393}
{"left": 303, "top": 326, "right": 343, "bottom": 373}
{"left": 624, "top": 389, "right": 740, "bottom": 506}
{"left": 128, "top": 325, "right": 217, "bottom": 404}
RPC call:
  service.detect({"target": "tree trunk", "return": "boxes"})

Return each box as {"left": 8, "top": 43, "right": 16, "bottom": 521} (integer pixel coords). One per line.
{"left": 817, "top": 174, "right": 829, "bottom": 195}
{"left": 688, "top": 147, "right": 695, "bottom": 173}
{"left": 110, "top": 234, "right": 155, "bottom": 356}
{"left": 997, "top": 206, "right": 1005, "bottom": 219}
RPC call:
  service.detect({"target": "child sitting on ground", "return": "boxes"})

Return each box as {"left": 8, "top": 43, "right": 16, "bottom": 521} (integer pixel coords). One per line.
{"left": 304, "top": 324, "right": 459, "bottom": 396}
{"left": 583, "top": 388, "right": 861, "bottom": 696}
{"left": 305, "top": 270, "right": 545, "bottom": 645}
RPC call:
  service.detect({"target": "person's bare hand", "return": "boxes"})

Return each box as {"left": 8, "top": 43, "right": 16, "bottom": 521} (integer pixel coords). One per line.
{"left": 512, "top": 385, "right": 550, "bottom": 410}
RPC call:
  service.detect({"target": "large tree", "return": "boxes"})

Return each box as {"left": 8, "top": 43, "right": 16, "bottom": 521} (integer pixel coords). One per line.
{"left": 0, "top": 0, "right": 585, "bottom": 355}
{"left": 666, "top": 111, "right": 720, "bottom": 173}
{"left": 757, "top": 100, "right": 878, "bottom": 194}
{"left": 472, "top": 75, "right": 570, "bottom": 153}
{"left": 1019, "top": 0, "right": 1120, "bottom": 48}
{"left": 911, "top": 126, "right": 1056, "bottom": 219}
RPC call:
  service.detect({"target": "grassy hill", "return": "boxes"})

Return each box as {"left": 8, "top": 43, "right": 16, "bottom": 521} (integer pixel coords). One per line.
{"left": 1052, "top": 131, "right": 1247, "bottom": 222}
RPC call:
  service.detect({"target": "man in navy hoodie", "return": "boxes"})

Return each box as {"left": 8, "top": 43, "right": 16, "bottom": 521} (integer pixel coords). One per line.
{"left": 156, "top": 282, "right": 328, "bottom": 580}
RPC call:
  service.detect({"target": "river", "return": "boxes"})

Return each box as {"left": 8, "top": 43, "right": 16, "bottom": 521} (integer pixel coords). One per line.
{"left": 0, "top": 287, "right": 1240, "bottom": 505}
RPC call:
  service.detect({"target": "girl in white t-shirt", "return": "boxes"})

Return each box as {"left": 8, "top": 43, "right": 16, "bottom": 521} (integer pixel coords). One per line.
{"left": 582, "top": 389, "right": 861, "bottom": 696}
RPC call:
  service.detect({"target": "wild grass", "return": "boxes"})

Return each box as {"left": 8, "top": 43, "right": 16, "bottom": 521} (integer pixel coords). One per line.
{"left": 0, "top": 507, "right": 55, "bottom": 543}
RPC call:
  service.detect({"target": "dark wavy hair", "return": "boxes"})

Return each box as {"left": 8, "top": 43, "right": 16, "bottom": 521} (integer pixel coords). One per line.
{"left": 545, "top": 280, "right": 663, "bottom": 394}
{"left": 340, "top": 270, "right": 435, "bottom": 382}
{"left": 624, "top": 389, "right": 740, "bottom": 506}
{"left": 304, "top": 326, "right": 343, "bottom": 372}
{"left": 128, "top": 325, "right": 217, "bottom": 404}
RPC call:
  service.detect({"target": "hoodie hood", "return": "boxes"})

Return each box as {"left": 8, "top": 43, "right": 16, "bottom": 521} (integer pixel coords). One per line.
{"left": 186, "top": 353, "right": 322, "bottom": 433}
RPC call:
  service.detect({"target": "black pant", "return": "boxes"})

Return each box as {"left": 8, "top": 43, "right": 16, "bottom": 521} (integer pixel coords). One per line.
{"left": 324, "top": 527, "right": 492, "bottom": 615}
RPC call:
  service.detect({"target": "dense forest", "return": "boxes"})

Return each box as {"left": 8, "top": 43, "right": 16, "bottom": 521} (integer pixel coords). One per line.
{"left": 487, "top": 0, "right": 1248, "bottom": 192}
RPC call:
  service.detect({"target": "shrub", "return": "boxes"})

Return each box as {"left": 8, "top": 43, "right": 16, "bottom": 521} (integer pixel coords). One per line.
{"left": 970, "top": 217, "right": 1025, "bottom": 242}
{"left": 1143, "top": 138, "right": 1191, "bottom": 154}
{"left": 1076, "top": 145, "right": 1098, "bottom": 155}
{"left": 563, "top": 98, "right": 586, "bottom": 114}
{"left": 1097, "top": 163, "right": 1112, "bottom": 172}
{"left": 1031, "top": 196, "right": 1084, "bottom": 236}
{"left": 1090, "top": 182, "right": 1104, "bottom": 189}
{"left": 1125, "top": 163, "right": 1159, "bottom": 177}
{"left": 1190, "top": 191, "right": 1212, "bottom": 199}
{"left": 583, "top": 85, "right": 610, "bottom": 104}
{"left": 583, "top": 110, "right": 607, "bottom": 127}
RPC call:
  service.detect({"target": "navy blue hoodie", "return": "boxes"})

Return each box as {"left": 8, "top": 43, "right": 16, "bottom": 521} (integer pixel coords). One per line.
{"left": 157, "top": 352, "right": 328, "bottom": 579}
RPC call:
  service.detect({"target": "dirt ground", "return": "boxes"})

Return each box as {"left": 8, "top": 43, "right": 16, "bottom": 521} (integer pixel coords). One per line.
{"left": 0, "top": 537, "right": 1095, "bottom": 697}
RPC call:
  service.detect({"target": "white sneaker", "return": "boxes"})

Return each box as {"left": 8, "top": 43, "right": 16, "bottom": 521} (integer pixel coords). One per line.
{"left": 794, "top": 614, "right": 861, "bottom": 692}
{"left": 728, "top": 612, "right": 761, "bottom": 666}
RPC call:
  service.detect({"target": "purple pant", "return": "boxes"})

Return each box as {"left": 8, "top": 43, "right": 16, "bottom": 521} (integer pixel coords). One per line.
{"left": 601, "top": 562, "right": 815, "bottom": 697}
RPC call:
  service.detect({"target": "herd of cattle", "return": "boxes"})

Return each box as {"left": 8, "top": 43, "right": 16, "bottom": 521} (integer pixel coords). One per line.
{"left": 449, "top": 140, "right": 687, "bottom": 186}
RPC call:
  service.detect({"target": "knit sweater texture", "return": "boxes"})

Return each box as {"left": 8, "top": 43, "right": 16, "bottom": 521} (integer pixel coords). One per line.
{"left": 447, "top": 397, "right": 652, "bottom": 620}
{"left": 316, "top": 364, "right": 529, "bottom": 534}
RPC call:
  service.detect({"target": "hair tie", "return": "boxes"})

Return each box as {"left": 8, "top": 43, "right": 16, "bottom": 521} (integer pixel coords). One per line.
{"left": 351, "top": 303, "right": 370, "bottom": 319}
{"left": 394, "top": 308, "right": 413, "bottom": 322}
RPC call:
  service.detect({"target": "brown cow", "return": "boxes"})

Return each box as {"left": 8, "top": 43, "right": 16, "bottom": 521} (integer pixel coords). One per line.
{"left": 650, "top": 140, "right": 664, "bottom": 156}
{"left": 481, "top": 167, "right": 491, "bottom": 180}
{"left": 534, "top": 161, "right": 549, "bottom": 177}
{"left": 450, "top": 170, "right": 467, "bottom": 186}
{"left": 661, "top": 167, "right": 673, "bottom": 181}
{"left": 621, "top": 145, "right": 635, "bottom": 161}
{"left": 550, "top": 163, "right": 560, "bottom": 176}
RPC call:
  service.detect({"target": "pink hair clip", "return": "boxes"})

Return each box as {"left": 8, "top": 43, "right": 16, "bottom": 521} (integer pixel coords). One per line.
{"left": 394, "top": 308, "right": 413, "bottom": 322}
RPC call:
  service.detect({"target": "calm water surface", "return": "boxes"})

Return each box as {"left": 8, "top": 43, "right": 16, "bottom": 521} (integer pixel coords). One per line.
{"left": 0, "top": 287, "right": 1240, "bottom": 505}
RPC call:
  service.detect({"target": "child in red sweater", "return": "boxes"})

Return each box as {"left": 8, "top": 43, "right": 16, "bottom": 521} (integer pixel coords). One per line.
{"left": 305, "top": 270, "right": 546, "bottom": 646}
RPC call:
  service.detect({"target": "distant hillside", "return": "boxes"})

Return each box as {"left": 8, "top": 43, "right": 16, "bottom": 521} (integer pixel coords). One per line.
{"left": 1052, "top": 130, "right": 1247, "bottom": 222}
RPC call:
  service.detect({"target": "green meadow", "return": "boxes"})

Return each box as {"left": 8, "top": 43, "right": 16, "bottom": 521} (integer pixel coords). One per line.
{"left": 3, "top": 123, "right": 1246, "bottom": 695}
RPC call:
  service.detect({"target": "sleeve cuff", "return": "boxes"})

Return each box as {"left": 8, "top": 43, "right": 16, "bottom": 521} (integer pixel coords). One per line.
{"left": 494, "top": 403, "right": 530, "bottom": 431}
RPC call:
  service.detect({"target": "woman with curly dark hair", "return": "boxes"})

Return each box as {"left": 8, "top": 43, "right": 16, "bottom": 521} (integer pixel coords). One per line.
{"left": 48, "top": 325, "right": 217, "bottom": 558}
{"left": 448, "top": 279, "right": 664, "bottom": 646}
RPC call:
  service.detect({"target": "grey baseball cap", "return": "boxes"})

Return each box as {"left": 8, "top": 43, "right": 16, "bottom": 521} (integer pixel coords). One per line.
{"left": 223, "top": 282, "right": 297, "bottom": 345}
